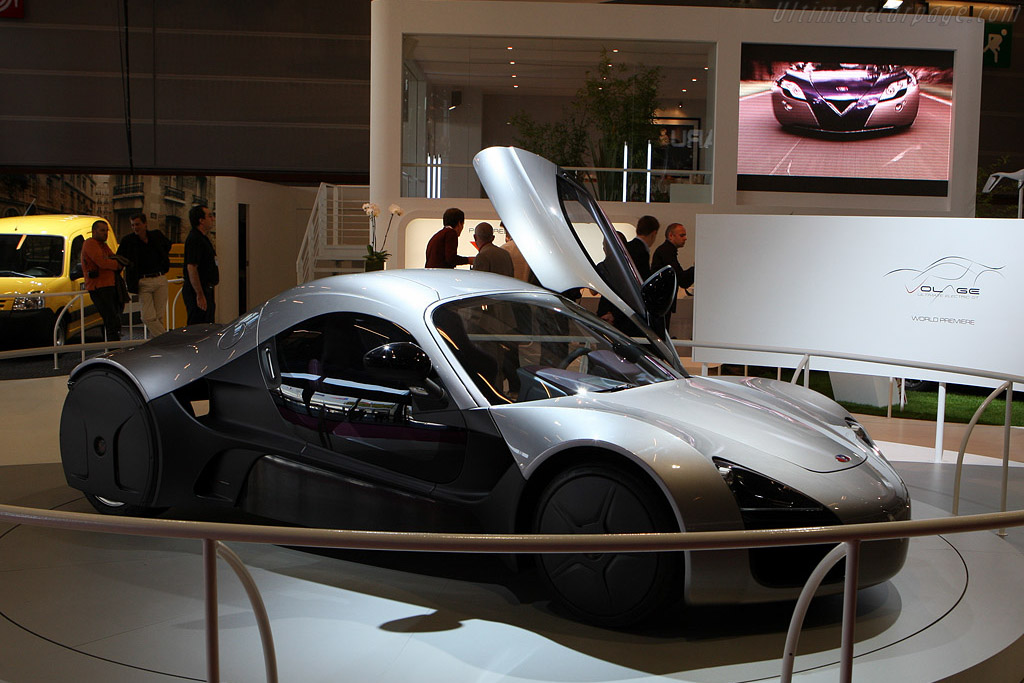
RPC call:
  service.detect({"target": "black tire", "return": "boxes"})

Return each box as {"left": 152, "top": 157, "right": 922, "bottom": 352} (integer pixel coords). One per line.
{"left": 60, "top": 368, "right": 164, "bottom": 517}
{"left": 532, "top": 463, "right": 682, "bottom": 627}
{"left": 84, "top": 492, "right": 165, "bottom": 517}
{"left": 903, "top": 378, "right": 936, "bottom": 392}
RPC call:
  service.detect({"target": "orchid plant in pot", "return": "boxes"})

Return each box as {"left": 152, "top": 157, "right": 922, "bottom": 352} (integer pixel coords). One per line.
{"left": 363, "top": 202, "right": 402, "bottom": 271}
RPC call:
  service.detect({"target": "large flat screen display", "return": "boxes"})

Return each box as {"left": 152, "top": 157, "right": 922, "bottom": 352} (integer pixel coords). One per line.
{"left": 738, "top": 43, "right": 954, "bottom": 196}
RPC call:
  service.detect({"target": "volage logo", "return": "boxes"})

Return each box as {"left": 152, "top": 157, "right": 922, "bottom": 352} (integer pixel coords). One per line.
{"left": 884, "top": 256, "right": 1004, "bottom": 299}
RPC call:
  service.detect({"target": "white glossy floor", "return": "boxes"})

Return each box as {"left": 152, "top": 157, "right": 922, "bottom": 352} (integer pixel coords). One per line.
{"left": 2, "top": 376, "right": 1024, "bottom": 682}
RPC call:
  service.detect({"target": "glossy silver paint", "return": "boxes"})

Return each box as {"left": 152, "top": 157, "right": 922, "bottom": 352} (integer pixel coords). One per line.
{"left": 71, "top": 269, "right": 538, "bottom": 408}
{"left": 474, "top": 146, "right": 640, "bottom": 324}
{"left": 488, "top": 373, "right": 907, "bottom": 603}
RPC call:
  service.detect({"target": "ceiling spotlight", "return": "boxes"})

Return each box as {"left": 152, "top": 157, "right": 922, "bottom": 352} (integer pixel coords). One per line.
{"left": 612, "top": 48, "right": 619, "bottom": 53}
{"left": 507, "top": 46, "right": 513, "bottom": 50}
{"left": 513, "top": 84, "right": 519, "bottom": 88}
{"left": 512, "top": 74, "right": 517, "bottom": 78}
{"left": 681, "top": 88, "right": 687, "bottom": 92}
{"left": 509, "top": 60, "right": 515, "bottom": 65}
{"left": 704, "top": 66, "right": 709, "bottom": 70}
{"left": 692, "top": 78, "right": 698, "bottom": 82}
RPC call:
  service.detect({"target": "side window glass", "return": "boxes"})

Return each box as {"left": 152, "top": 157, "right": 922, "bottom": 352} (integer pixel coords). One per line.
{"left": 271, "top": 313, "right": 445, "bottom": 442}
{"left": 68, "top": 236, "right": 84, "bottom": 279}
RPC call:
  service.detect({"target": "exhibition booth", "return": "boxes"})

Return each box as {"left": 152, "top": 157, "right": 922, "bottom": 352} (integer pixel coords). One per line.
{"left": 3, "top": 0, "right": 1024, "bottom": 680}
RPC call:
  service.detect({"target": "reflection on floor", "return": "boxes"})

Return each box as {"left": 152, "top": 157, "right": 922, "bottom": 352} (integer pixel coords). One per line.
{"left": 2, "top": 377, "right": 1024, "bottom": 681}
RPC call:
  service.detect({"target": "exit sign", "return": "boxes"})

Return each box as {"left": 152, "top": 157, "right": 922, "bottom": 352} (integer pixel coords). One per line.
{"left": 0, "top": 0, "right": 24, "bottom": 19}
{"left": 984, "top": 23, "right": 1013, "bottom": 68}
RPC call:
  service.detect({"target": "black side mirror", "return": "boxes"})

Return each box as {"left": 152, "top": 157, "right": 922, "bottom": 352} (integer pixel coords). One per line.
{"left": 641, "top": 265, "right": 677, "bottom": 318}
{"left": 363, "top": 342, "right": 431, "bottom": 380}
{"left": 363, "top": 342, "right": 445, "bottom": 401}
{"left": 69, "top": 263, "right": 83, "bottom": 280}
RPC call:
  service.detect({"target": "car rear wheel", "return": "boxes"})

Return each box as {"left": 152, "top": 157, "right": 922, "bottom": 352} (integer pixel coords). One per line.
{"left": 84, "top": 492, "right": 165, "bottom": 517}
{"left": 532, "top": 463, "right": 682, "bottom": 627}
{"left": 60, "top": 367, "right": 164, "bottom": 517}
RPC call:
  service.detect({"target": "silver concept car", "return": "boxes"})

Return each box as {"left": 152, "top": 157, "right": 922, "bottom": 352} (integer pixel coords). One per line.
{"left": 60, "top": 147, "right": 909, "bottom": 626}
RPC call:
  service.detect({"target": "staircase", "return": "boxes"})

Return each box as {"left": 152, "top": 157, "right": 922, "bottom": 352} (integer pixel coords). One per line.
{"left": 296, "top": 183, "right": 370, "bottom": 284}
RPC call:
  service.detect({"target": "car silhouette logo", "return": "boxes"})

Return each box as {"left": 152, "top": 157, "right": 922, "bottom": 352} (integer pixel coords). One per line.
{"left": 836, "top": 454, "right": 852, "bottom": 463}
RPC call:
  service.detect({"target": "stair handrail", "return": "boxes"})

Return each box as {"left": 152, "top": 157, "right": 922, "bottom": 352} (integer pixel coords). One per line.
{"left": 296, "top": 182, "right": 330, "bottom": 284}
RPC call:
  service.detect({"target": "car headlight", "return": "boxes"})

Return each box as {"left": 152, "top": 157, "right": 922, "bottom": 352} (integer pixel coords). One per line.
{"left": 880, "top": 78, "right": 910, "bottom": 101}
{"left": 845, "top": 417, "right": 881, "bottom": 455}
{"left": 778, "top": 79, "right": 806, "bottom": 101}
{"left": 11, "top": 292, "right": 45, "bottom": 310}
{"left": 713, "top": 457, "right": 839, "bottom": 529}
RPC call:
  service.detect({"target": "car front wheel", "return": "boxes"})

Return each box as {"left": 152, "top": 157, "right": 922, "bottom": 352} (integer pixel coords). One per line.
{"left": 532, "top": 462, "right": 682, "bottom": 627}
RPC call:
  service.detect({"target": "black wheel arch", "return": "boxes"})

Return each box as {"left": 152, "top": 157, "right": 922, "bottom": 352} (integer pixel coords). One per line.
{"left": 514, "top": 447, "right": 681, "bottom": 536}
{"left": 61, "top": 365, "right": 163, "bottom": 509}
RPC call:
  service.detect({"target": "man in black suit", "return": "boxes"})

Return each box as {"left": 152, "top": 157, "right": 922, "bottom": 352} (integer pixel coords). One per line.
{"left": 650, "top": 222, "right": 695, "bottom": 334}
{"left": 626, "top": 215, "right": 659, "bottom": 281}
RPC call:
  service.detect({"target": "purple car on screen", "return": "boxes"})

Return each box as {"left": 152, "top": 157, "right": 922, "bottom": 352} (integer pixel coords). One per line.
{"left": 772, "top": 63, "right": 920, "bottom": 133}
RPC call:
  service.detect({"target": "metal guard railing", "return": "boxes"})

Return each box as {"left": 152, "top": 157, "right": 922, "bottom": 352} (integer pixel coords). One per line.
{"left": 1, "top": 504, "right": 1024, "bottom": 683}
{"left": 0, "top": 279, "right": 185, "bottom": 369}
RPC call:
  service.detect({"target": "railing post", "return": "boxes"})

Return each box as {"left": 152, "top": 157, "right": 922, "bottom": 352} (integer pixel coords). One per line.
{"left": 952, "top": 381, "right": 1011, "bottom": 515}
{"left": 216, "top": 542, "right": 279, "bottom": 683}
{"left": 78, "top": 292, "right": 86, "bottom": 363}
{"left": 171, "top": 283, "right": 184, "bottom": 329}
{"left": 204, "top": 538, "right": 220, "bottom": 683}
{"left": 840, "top": 539, "right": 861, "bottom": 683}
{"left": 780, "top": 543, "right": 848, "bottom": 683}
{"left": 1000, "top": 384, "right": 1013, "bottom": 535}
{"left": 789, "top": 354, "right": 810, "bottom": 386}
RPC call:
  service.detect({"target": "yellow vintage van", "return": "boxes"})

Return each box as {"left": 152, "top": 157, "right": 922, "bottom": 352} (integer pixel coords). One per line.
{"left": 0, "top": 214, "right": 118, "bottom": 348}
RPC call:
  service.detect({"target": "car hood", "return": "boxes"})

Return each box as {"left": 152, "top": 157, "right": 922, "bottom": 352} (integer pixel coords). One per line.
{"left": 0, "top": 276, "right": 51, "bottom": 294}
{"left": 527, "top": 376, "right": 869, "bottom": 474}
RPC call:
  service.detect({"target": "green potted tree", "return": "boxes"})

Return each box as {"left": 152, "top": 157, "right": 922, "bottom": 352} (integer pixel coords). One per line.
{"left": 510, "top": 50, "right": 662, "bottom": 201}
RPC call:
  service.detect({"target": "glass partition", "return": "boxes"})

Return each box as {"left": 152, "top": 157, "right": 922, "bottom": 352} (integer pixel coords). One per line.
{"left": 401, "top": 35, "right": 714, "bottom": 203}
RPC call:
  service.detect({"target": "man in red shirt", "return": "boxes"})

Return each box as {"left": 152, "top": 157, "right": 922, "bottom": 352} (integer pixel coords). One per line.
{"left": 81, "top": 220, "right": 124, "bottom": 341}
{"left": 424, "top": 207, "right": 474, "bottom": 268}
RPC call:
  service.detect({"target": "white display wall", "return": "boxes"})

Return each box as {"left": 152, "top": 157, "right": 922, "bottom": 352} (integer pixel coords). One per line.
{"left": 370, "top": 0, "right": 985, "bottom": 272}
{"left": 694, "top": 214, "right": 1023, "bottom": 387}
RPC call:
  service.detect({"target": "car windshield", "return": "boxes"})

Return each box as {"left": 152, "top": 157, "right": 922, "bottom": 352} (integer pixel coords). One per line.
{"left": 432, "top": 292, "right": 679, "bottom": 405}
{"left": 0, "top": 234, "right": 65, "bottom": 278}
{"left": 794, "top": 62, "right": 895, "bottom": 76}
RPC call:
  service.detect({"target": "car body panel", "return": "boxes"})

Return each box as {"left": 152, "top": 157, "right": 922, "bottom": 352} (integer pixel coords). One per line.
{"left": 474, "top": 147, "right": 649, "bottom": 322}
